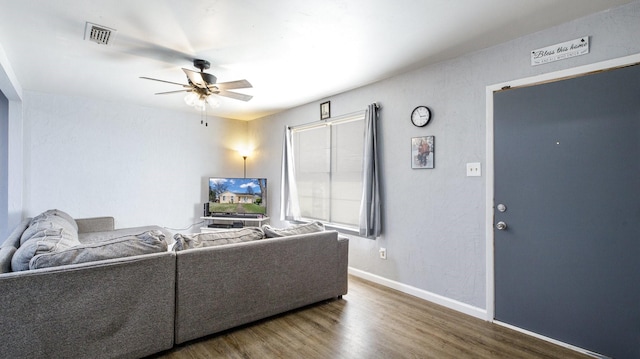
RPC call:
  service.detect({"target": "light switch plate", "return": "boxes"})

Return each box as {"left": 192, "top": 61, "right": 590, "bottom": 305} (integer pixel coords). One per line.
{"left": 466, "top": 162, "right": 481, "bottom": 177}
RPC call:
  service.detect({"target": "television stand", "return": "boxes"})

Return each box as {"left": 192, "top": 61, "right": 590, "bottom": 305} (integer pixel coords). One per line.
{"left": 200, "top": 216, "right": 270, "bottom": 233}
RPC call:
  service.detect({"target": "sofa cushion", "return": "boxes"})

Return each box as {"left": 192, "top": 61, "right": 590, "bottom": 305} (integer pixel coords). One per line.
{"left": 1, "top": 218, "right": 32, "bottom": 249}
{"left": 30, "top": 209, "right": 78, "bottom": 231}
{"left": 78, "top": 225, "right": 169, "bottom": 243}
{"left": 173, "top": 227, "right": 265, "bottom": 251}
{"left": 0, "top": 246, "right": 17, "bottom": 273}
{"left": 262, "top": 221, "right": 325, "bottom": 238}
{"left": 20, "top": 210, "right": 78, "bottom": 246}
{"left": 11, "top": 237, "right": 41, "bottom": 271}
{"left": 12, "top": 227, "right": 80, "bottom": 272}
{"left": 29, "top": 230, "right": 168, "bottom": 270}
{"left": 33, "top": 230, "right": 82, "bottom": 254}
{"left": 46, "top": 209, "right": 78, "bottom": 231}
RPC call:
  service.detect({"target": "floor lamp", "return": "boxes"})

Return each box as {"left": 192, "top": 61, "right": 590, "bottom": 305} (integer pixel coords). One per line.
{"left": 242, "top": 155, "right": 247, "bottom": 178}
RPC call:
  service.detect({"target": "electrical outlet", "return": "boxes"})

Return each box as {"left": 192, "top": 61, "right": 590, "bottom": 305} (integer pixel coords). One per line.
{"left": 379, "top": 248, "right": 387, "bottom": 260}
{"left": 466, "top": 162, "right": 481, "bottom": 177}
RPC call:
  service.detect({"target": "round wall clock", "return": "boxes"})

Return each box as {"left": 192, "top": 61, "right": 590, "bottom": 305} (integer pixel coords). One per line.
{"left": 411, "top": 106, "right": 432, "bottom": 127}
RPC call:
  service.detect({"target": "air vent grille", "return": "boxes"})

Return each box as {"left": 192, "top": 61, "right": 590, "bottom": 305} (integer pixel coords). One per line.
{"left": 84, "top": 22, "right": 117, "bottom": 45}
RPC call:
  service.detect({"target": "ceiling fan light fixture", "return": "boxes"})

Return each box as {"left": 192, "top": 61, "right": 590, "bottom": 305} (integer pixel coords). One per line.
{"left": 194, "top": 101, "right": 207, "bottom": 112}
{"left": 205, "top": 95, "right": 221, "bottom": 108}
{"left": 184, "top": 92, "right": 199, "bottom": 106}
{"left": 192, "top": 95, "right": 206, "bottom": 110}
{"left": 188, "top": 94, "right": 207, "bottom": 111}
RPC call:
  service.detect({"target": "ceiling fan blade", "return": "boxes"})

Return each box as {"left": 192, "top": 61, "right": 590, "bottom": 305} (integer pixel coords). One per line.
{"left": 182, "top": 68, "right": 208, "bottom": 88}
{"left": 118, "top": 35, "right": 193, "bottom": 65}
{"left": 217, "top": 89, "right": 253, "bottom": 102}
{"left": 214, "top": 79, "right": 252, "bottom": 90}
{"left": 155, "top": 89, "right": 192, "bottom": 95}
{"left": 140, "top": 76, "right": 189, "bottom": 87}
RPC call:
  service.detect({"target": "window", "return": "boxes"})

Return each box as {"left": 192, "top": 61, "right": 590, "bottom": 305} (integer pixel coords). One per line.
{"left": 291, "top": 112, "right": 364, "bottom": 228}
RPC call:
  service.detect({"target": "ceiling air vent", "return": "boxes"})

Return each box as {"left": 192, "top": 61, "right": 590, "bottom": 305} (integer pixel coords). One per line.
{"left": 84, "top": 22, "right": 117, "bottom": 45}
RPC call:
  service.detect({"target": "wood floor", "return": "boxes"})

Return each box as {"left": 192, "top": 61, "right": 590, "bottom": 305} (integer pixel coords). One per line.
{"left": 149, "top": 275, "right": 590, "bottom": 359}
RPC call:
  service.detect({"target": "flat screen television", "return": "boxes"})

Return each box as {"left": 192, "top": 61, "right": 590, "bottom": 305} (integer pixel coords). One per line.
{"left": 208, "top": 177, "right": 267, "bottom": 217}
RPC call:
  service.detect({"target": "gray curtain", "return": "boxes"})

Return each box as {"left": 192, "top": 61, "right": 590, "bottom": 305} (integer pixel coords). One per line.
{"left": 280, "top": 126, "right": 301, "bottom": 221}
{"left": 359, "top": 103, "right": 381, "bottom": 238}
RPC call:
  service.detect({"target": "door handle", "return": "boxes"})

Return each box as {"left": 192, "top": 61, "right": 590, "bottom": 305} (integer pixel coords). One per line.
{"left": 496, "top": 221, "right": 507, "bottom": 230}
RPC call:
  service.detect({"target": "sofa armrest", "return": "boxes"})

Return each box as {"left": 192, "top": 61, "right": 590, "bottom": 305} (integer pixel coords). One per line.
{"left": 337, "top": 235, "right": 349, "bottom": 296}
{"left": 75, "top": 216, "right": 115, "bottom": 233}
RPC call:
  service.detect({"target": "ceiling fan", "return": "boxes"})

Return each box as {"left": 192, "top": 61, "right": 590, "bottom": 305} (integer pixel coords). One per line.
{"left": 140, "top": 59, "right": 253, "bottom": 109}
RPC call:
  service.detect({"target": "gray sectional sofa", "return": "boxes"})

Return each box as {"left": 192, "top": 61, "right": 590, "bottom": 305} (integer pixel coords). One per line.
{"left": 0, "top": 210, "right": 349, "bottom": 358}
{"left": 173, "top": 226, "right": 349, "bottom": 344}
{"left": 0, "top": 211, "right": 176, "bottom": 359}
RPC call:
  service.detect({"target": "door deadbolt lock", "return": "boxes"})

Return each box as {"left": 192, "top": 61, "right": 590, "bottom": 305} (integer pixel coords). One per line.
{"left": 496, "top": 221, "right": 507, "bottom": 230}
{"left": 497, "top": 204, "right": 507, "bottom": 212}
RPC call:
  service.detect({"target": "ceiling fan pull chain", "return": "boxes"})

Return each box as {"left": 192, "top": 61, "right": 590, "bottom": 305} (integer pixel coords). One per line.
{"left": 200, "top": 106, "right": 208, "bottom": 127}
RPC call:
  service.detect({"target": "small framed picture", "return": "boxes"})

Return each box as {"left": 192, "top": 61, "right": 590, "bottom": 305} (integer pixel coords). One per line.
{"left": 320, "top": 101, "right": 330, "bottom": 120}
{"left": 411, "top": 136, "right": 435, "bottom": 169}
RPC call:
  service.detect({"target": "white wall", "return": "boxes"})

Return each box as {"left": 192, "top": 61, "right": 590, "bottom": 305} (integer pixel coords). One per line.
{"left": 22, "top": 91, "right": 247, "bottom": 231}
{"left": 250, "top": 1, "right": 640, "bottom": 311}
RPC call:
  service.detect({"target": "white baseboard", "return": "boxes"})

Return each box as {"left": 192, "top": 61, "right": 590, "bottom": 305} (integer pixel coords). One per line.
{"left": 347, "top": 268, "right": 606, "bottom": 358}
{"left": 494, "top": 321, "right": 610, "bottom": 359}
{"left": 348, "top": 267, "right": 487, "bottom": 320}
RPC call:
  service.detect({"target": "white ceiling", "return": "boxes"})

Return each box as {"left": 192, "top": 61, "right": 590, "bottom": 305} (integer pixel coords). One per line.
{"left": 0, "top": 0, "right": 631, "bottom": 120}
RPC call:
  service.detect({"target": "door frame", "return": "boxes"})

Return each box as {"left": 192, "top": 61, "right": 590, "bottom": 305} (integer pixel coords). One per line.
{"left": 484, "top": 53, "right": 640, "bottom": 331}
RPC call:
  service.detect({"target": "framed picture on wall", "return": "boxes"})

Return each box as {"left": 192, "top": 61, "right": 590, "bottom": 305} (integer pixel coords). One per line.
{"left": 320, "top": 101, "right": 330, "bottom": 120}
{"left": 411, "top": 136, "right": 434, "bottom": 169}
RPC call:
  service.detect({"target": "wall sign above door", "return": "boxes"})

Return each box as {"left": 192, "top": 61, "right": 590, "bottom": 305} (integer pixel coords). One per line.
{"left": 531, "top": 36, "right": 589, "bottom": 66}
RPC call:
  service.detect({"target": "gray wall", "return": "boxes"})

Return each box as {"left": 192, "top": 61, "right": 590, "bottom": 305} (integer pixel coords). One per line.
{"left": 250, "top": 1, "right": 640, "bottom": 309}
